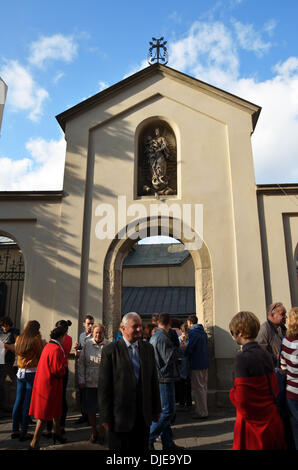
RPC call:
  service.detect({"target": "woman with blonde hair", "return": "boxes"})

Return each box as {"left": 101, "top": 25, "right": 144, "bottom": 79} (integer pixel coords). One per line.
{"left": 280, "top": 307, "right": 298, "bottom": 449}
{"left": 10, "top": 320, "right": 44, "bottom": 441}
{"left": 229, "top": 311, "right": 286, "bottom": 450}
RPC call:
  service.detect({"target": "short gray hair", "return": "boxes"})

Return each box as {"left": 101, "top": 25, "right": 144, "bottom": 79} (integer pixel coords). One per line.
{"left": 267, "top": 302, "right": 284, "bottom": 317}
{"left": 122, "top": 312, "right": 141, "bottom": 326}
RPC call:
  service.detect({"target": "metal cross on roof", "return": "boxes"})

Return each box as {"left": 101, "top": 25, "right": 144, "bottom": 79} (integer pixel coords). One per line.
{"left": 148, "top": 37, "right": 168, "bottom": 65}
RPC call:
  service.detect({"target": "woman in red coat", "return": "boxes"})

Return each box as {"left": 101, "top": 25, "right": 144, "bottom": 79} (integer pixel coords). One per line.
{"left": 28, "top": 325, "right": 67, "bottom": 450}
{"left": 229, "top": 311, "right": 286, "bottom": 450}
{"left": 43, "top": 320, "right": 73, "bottom": 437}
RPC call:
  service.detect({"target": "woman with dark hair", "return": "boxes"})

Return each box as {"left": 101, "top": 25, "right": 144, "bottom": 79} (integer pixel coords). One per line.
{"left": 229, "top": 311, "right": 286, "bottom": 450}
{"left": 10, "top": 320, "right": 44, "bottom": 441}
{"left": 43, "top": 320, "right": 72, "bottom": 437}
{"left": 28, "top": 325, "right": 67, "bottom": 450}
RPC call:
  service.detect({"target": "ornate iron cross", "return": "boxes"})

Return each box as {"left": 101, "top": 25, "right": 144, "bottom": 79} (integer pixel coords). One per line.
{"left": 148, "top": 37, "right": 168, "bottom": 65}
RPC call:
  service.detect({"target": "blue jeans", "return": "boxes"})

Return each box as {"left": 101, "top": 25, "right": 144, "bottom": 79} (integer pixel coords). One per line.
{"left": 287, "top": 398, "right": 298, "bottom": 450}
{"left": 149, "top": 382, "right": 175, "bottom": 447}
{"left": 12, "top": 372, "right": 35, "bottom": 437}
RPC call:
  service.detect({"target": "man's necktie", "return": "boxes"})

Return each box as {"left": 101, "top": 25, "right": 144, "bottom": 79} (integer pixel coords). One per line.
{"left": 129, "top": 344, "right": 140, "bottom": 380}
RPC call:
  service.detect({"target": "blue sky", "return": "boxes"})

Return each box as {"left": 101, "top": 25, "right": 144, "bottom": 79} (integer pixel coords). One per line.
{"left": 0, "top": 0, "right": 298, "bottom": 190}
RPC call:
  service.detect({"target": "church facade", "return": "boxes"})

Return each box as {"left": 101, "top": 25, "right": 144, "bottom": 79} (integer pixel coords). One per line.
{"left": 0, "top": 64, "right": 297, "bottom": 406}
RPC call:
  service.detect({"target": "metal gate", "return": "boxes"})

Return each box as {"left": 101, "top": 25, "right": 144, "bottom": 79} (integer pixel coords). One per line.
{"left": 0, "top": 243, "right": 24, "bottom": 329}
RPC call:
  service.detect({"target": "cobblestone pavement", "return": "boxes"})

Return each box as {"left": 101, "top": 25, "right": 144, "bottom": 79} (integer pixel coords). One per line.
{"left": 0, "top": 407, "right": 236, "bottom": 451}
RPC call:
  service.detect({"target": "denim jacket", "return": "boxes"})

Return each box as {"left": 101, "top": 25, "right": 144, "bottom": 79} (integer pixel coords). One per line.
{"left": 150, "top": 327, "right": 180, "bottom": 383}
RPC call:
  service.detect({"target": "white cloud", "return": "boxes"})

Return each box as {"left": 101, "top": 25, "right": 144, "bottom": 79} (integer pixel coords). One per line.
{"left": 0, "top": 60, "right": 49, "bottom": 121}
{"left": 231, "top": 19, "right": 273, "bottom": 57}
{"left": 28, "top": 34, "right": 78, "bottom": 68}
{"left": 273, "top": 56, "right": 298, "bottom": 78}
{"left": 0, "top": 135, "right": 66, "bottom": 190}
{"left": 169, "top": 21, "right": 239, "bottom": 90}
{"left": 234, "top": 72, "right": 298, "bottom": 183}
{"left": 167, "top": 21, "right": 298, "bottom": 183}
{"left": 0, "top": 157, "right": 32, "bottom": 189}
{"left": 98, "top": 81, "right": 108, "bottom": 92}
{"left": 53, "top": 72, "right": 65, "bottom": 84}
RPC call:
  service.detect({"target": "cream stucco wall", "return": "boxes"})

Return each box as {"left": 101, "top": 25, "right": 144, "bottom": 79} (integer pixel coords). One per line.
{"left": 0, "top": 195, "right": 65, "bottom": 340}
{"left": 57, "top": 66, "right": 265, "bottom": 362}
{"left": 122, "top": 256, "right": 195, "bottom": 287}
{"left": 257, "top": 189, "right": 298, "bottom": 312}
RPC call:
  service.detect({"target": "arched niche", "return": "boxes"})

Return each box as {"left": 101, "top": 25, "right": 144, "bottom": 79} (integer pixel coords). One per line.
{"left": 137, "top": 119, "right": 177, "bottom": 197}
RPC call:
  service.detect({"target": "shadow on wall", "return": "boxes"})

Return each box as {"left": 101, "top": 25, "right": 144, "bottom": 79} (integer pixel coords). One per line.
{"left": 206, "top": 325, "right": 240, "bottom": 410}
{"left": 0, "top": 103, "right": 137, "bottom": 323}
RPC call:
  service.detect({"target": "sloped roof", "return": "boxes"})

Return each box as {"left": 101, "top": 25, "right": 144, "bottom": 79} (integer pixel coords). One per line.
{"left": 56, "top": 63, "right": 261, "bottom": 132}
{"left": 122, "top": 286, "right": 195, "bottom": 317}
{"left": 123, "top": 243, "right": 190, "bottom": 267}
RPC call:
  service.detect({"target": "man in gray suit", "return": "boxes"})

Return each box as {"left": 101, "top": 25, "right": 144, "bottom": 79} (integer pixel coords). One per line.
{"left": 98, "top": 312, "right": 161, "bottom": 451}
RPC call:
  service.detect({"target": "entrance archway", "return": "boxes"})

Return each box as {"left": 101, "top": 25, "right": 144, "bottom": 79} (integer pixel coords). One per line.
{"left": 102, "top": 217, "right": 214, "bottom": 381}
{"left": 122, "top": 235, "right": 195, "bottom": 325}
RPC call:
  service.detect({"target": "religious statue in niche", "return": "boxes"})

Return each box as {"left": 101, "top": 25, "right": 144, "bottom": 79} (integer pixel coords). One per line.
{"left": 139, "top": 124, "right": 177, "bottom": 196}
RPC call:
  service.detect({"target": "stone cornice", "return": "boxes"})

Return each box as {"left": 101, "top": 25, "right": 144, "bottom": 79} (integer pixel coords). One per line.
{"left": 0, "top": 190, "right": 64, "bottom": 200}
{"left": 256, "top": 184, "right": 298, "bottom": 195}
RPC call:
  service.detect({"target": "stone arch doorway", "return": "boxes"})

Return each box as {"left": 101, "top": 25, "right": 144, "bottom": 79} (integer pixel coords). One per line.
{"left": 122, "top": 235, "right": 195, "bottom": 326}
{"left": 0, "top": 233, "right": 25, "bottom": 329}
{"left": 102, "top": 217, "right": 215, "bottom": 377}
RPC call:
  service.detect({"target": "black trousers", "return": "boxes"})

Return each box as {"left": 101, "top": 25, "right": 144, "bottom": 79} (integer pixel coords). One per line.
{"left": 108, "top": 415, "right": 150, "bottom": 452}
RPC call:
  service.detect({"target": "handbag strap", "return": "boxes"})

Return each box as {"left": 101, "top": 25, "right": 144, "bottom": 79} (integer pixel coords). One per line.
{"left": 277, "top": 338, "right": 285, "bottom": 368}
{"left": 266, "top": 373, "right": 277, "bottom": 406}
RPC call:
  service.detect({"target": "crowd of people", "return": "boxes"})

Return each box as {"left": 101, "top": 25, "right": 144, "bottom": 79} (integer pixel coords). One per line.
{"left": 0, "top": 301, "right": 297, "bottom": 451}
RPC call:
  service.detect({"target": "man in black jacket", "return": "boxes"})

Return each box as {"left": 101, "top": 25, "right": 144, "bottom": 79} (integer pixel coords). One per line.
{"left": 98, "top": 312, "right": 161, "bottom": 451}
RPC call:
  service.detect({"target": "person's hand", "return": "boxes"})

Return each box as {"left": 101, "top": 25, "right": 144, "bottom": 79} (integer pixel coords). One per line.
{"left": 152, "top": 413, "right": 160, "bottom": 423}
{"left": 102, "top": 422, "right": 111, "bottom": 432}
{"left": 275, "top": 367, "right": 286, "bottom": 375}
{"left": 73, "top": 342, "right": 79, "bottom": 350}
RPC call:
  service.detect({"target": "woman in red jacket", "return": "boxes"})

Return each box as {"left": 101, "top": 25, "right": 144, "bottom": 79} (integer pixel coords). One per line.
{"left": 28, "top": 325, "right": 67, "bottom": 450}
{"left": 43, "top": 320, "right": 73, "bottom": 438}
{"left": 229, "top": 311, "right": 286, "bottom": 450}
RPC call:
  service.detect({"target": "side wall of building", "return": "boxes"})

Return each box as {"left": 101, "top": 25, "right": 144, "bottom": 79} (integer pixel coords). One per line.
{"left": 257, "top": 188, "right": 298, "bottom": 310}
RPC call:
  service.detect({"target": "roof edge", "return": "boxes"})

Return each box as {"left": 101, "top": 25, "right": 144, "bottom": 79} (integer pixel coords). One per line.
{"left": 0, "top": 190, "right": 65, "bottom": 200}
{"left": 56, "top": 63, "right": 261, "bottom": 132}
{"left": 256, "top": 183, "right": 298, "bottom": 195}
